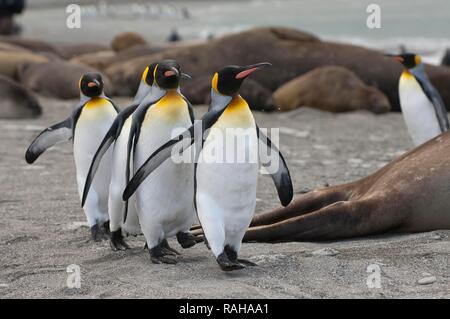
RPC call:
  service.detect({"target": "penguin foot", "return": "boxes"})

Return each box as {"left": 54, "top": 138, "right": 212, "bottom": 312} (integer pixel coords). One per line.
{"left": 176, "top": 232, "right": 199, "bottom": 248}
{"left": 224, "top": 245, "right": 257, "bottom": 267}
{"left": 102, "top": 220, "right": 111, "bottom": 235}
{"left": 150, "top": 255, "right": 178, "bottom": 264}
{"left": 90, "top": 223, "right": 109, "bottom": 242}
{"left": 161, "top": 239, "right": 180, "bottom": 255}
{"left": 110, "top": 229, "right": 130, "bottom": 251}
{"left": 237, "top": 259, "right": 257, "bottom": 267}
{"left": 149, "top": 244, "right": 178, "bottom": 264}
{"left": 216, "top": 252, "right": 245, "bottom": 271}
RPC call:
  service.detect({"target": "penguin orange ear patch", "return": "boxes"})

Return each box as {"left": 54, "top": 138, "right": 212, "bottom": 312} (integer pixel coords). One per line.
{"left": 415, "top": 55, "right": 421, "bottom": 65}
{"left": 211, "top": 73, "right": 219, "bottom": 92}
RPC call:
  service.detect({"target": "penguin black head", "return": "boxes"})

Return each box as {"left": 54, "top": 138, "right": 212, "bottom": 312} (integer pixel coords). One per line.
{"left": 79, "top": 73, "right": 104, "bottom": 97}
{"left": 141, "top": 63, "right": 158, "bottom": 86}
{"left": 153, "top": 60, "right": 191, "bottom": 90}
{"left": 212, "top": 62, "right": 271, "bottom": 96}
{"left": 387, "top": 53, "right": 422, "bottom": 69}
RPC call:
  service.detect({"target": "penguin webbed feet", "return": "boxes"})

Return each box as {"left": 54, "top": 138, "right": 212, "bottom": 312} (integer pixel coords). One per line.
{"left": 224, "top": 245, "right": 257, "bottom": 267}
{"left": 110, "top": 228, "right": 130, "bottom": 251}
{"left": 148, "top": 239, "right": 179, "bottom": 264}
{"left": 90, "top": 221, "right": 110, "bottom": 242}
{"left": 216, "top": 252, "right": 245, "bottom": 271}
{"left": 176, "top": 231, "right": 202, "bottom": 249}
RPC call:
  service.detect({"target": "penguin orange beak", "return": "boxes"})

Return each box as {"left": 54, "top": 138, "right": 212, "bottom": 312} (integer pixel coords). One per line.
{"left": 164, "top": 67, "right": 179, "bottom": 78}
{"left": 87, "top": 79, "right": 100, "bottom": 88}
{"left": 235, "top": 62, "right": 272, "bottom": 79}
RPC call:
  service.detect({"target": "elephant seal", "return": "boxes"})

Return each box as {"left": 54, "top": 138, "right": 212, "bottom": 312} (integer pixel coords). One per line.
{"left": 0, "top": 41, "right": 28, "bottom": 52}
{"left": 273, "top": 66, "right": 391, "bottom": 114}
{"left": 0, "top": 50, "right": 48, "bottom": 78}
{"left": 0, "top": 75, "right": 41, "bottom": 119}
{"left": 104, "top": 27, "right": 450, "bottom": 111}
{"left": 0, "top": 36, "right": 58, "bottom": 54}
{"left": 54, "top": 43, "right": 110, "bottom": 59}
{"left": 111, "top": 32, "right": 147, "bottom": 52}
{"left": 18, "top": 60, "right": 114, "bottom": 99}
{"left": 238, "top": 132, "right": 450, "bottom": 242}
{"left": 190, "top": 131, "right": 450, "bottom": 241}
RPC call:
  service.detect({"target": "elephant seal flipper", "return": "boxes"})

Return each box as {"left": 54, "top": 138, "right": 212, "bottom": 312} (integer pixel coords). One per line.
{"left": 243, "top": 198, "right": 405, "bottom": 242}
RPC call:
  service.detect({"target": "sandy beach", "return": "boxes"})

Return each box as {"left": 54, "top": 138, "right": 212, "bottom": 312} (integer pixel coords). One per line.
{"left": 1, "top": 96, "right": 449, "bottom": 298}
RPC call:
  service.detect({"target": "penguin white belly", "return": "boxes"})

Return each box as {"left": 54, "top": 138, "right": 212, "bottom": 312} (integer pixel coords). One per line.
{"left": 196, "top": 96, "right": 258, "bottom": 257}
{"left": 135, "top": 94, "right": 195, "bottom": 247}
{"left": 399, "top": 73, "right": 441, "bottom": 146}
{"left": 108, "top": 116, "right": 140, "bottom": 235}
{"left": 73, "top": 98, "right": 117, "bottom": 226}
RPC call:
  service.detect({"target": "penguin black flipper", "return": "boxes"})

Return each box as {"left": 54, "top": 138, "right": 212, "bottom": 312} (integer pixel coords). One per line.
{"left": 81, "top": 104, "right": 139, "bottom": 207}
{"left": 123, "top": 105, "right": 228, "bottom": 201}
{"left": 257, "top": 125, "right": 293, "bottom": 207}
{"left": 181, "top": 95, "right": 195, "bottom": 124}
{"left": 25, "top": 106, "right": 83, "bottom": 164}
{"left": 413, "top": 73, "right": 450, "bottom": 132}
{"left": 122, "top": 95, "right": 165, "bottom": 222}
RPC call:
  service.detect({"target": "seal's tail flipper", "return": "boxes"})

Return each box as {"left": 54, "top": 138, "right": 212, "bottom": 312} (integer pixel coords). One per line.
{"left": 250, "top": 186, "right": 351, "bottom": 228}
{"left": 243, "top": 198, "right": 404, "bottom": 242}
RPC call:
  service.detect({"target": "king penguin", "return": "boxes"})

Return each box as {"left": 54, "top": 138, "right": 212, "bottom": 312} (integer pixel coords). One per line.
{"left": 81, "top": 63, "right": 157, "bottom": 251}
{"left": 123, "top": 63, "right": 294, "bottom": 271}
{"left": 389, "top": 53, "right": 449, "bottom": 146}
{"left": 123, "top": 60, "right": 199, "bottom": 264}
{"left": 25, "top": 73, "right": 120, "bottom": 241}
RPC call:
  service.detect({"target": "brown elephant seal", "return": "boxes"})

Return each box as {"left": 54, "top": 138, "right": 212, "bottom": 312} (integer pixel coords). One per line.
{"left": 0, "top": 75, "right": 41, "bottom": 119}
{"left": 70, "top": 50, "right": 116, "bottom": 70}
{"left": 18, "top": 60, "right": 114, "bottom": 99}
{"left": 273, "top": 66, "right": 391, "bottom": 114}
{"left": 104, "top": 27, "right": 450, "bottom": 111}
{"left": 0, "top": 41, "right": 28, "bottom": 52}
{"left": 0, "top": 50, "right": 48, "bottom": 78}
{"left": 182, "top": 75, "right": 275, "bottom": 111}
{"left": 54, "top": 43, "right": 110, "bottom": 60}
{"left": 0, "top": 36, "right": 58, "bottom": 54}
{"left": 111, "top": 32, "right": 147, "bottom": 52}
{"left": 236, "top": 132, "right": 450, "bottom": 242}
{"left": 70, "top": 45, "right": 165, "bottom": 72}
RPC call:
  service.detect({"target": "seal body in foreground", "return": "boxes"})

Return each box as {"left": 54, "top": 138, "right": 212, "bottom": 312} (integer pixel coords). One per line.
{"left": 240, "top": 131, "right": 450, "bottom": 242}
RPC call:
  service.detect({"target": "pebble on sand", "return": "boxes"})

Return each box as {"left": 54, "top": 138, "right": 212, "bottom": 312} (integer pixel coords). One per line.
{"left": 417, "top": 276, "right": 437, "bottom": 285}
{"left": 311, "top": 248, "right": 340, "bottom": 256}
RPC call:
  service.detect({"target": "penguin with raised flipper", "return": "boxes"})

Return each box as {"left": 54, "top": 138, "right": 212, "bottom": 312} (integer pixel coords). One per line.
{"left": 123, "top": 60, "right": 198, "bottom": 264}
{"left": 123, "top": 63, "right": 293, "bottom": 271}
{"left": 82, "top": 64, "right": 157, "bottom": 251}
{"left": 388, "top": 53, "right": 449, "bottom": 146}
{"left": 25, "top": 73, "right": 120, "bottom": 241}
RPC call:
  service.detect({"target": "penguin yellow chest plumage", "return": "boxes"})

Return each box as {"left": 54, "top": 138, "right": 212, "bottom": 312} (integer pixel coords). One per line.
{"left": 80, "top": 97, "right": 117, "bottom": 120}
{"left": 214, "top": 95, "right": 255, "bottom": 129}
{"left": 143, "top": 91, "right": 189, "bottom": 126}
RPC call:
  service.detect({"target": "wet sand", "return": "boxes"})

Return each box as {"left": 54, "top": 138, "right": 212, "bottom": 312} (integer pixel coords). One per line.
{"left": 0, "top": 96, "right": 449, "bottom": 298}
